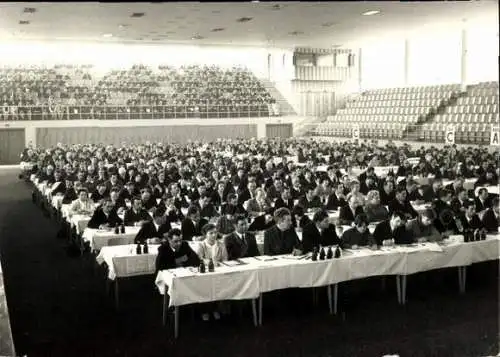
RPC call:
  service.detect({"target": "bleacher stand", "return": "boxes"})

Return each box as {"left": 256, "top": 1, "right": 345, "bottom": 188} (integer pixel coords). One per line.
{"left": 0, "top": 64, "right": 277, "bottom": 120}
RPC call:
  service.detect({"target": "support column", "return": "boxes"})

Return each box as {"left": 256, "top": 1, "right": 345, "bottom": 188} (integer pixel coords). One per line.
{"left": 357, "top": 48, "right": 363, "bottom": 92}
{"left": 404, "top": 39, "right": 410, "bottom": 86}
{"left": 25, "top": 126, "right": 36, "bottom": 147}
{"left": 460, "top": 27, "right": 468, "bottom": 92}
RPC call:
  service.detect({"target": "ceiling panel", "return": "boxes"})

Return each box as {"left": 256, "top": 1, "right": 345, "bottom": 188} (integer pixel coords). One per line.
{"left": 0, "top": 1, "right": 497, "bottom": 48}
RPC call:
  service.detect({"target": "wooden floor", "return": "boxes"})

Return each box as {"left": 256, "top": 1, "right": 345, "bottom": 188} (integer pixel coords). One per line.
{"left": 0, "top": 169, "right": 498, "bottom": 357}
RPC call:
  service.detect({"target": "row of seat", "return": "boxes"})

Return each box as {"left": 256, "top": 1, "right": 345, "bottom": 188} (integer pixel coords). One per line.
{"left": 326, "top": 114, "right": 419, "bottom": 123}
{"left": 444, "top": 104, "right": 498, "bottom": 114}
{"left": 346, "top": 98, "right": 441, "bottom": 109}
{"left": 456, "top": 95, "right": 498, "bottom": 105}
{"left": 419, "top": 123, "right": 492, "bottom": 145}
{"left": 366, "top": 84, "right": 460, "bottom": 94}
{"left": 338, "top": 106, "right": 432, "bottom": 116}
{"left": 312, "top": 123, "right": 408, "bottom": 139}
{"left": 434, "top": 113, "right": 499, "bottom": 124}
{"left": 359, "top": 91, "right": 455, "bottom": 101}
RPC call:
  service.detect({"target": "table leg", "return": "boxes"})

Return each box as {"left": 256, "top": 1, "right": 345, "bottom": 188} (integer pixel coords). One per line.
{"left": 258, "top": 294, "right": 263, "bottom": 326}
{"left": 401, "top": 275, "right": 407, "bottom": 305}
{"left": 327, "top": 285, "right": 333, "bottom": 315}
{"left": 333, "top": 283, "right": 338, "bottom": 315}
{"left": 114, "top": 278, "right": 119, "bottom": 310}
{"left": 174, "top": 306, "right": 179, "bottom": 339}
{"left": 252, "top": 299, "right": 258, "bottom": 327}
{"left": 396, "top": 276, "right": 401, "bottom": 304}
{"left": 462, "top": 266, "right": 467, "bottom": 293}
{"left": 458, "top": 266, "right": 467, "bottom": 294}
{"left": 162, "top": 291, "right": 169, "bottom": 326}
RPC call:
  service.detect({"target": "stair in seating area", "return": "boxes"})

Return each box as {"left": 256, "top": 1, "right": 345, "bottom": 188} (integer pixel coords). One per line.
{"left": 259, "top": 78, "right": 298, "bottom": 115}
{"left": 419, "top": 81, "right": 499, "bottom": 144}
{"left": 308, "top": 83, "right": 461, "bottom": 140}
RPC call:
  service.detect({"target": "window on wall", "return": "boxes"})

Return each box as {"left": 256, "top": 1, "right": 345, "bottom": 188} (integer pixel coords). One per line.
{"left": 408, "top": 30, "right": 461, "bottom": 86}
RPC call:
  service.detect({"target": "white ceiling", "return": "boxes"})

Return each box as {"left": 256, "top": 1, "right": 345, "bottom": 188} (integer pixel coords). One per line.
{"left": 0, "top": 1, "right": 497, "bottom": 48}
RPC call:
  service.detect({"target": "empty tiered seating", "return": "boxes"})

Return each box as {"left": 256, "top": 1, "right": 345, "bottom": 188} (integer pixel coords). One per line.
{"left": 420, "top": 81, "right": 499, "bottom": 144}
{"left": 310, "top": 84, "right": 460, "bottom": 139}
{"left": 0, "top": 64, "right": 279, "bottom": 120}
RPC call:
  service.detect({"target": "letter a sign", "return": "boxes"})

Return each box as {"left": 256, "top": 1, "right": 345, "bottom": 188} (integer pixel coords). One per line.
{"left": 491, "top": 125, "right": 499, "bottom": 146}
{"left": 352, "top": 124, "right": 360, "bottom": 140}
{"left": 445, "top": 125, "right": 455, "bottom": 145}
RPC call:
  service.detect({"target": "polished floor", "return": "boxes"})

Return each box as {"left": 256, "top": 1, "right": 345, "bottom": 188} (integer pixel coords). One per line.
{"left": 0, "top": 169, "right": 498, "bottom": 357}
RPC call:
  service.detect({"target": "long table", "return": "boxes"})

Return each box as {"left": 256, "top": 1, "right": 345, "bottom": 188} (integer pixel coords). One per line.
{"left": 154, "top": 234, "right": 499, "bottom": 337}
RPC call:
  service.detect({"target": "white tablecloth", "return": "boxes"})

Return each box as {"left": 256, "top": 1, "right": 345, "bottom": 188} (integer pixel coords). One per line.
{"left": 96, "top": 244, "right": 160, "bottom": 280}
{"left": 155, "top": 234, "right": 500, "bottom": 307}
{"left": 83, "top": 226, "right": 141, "bottom": 251}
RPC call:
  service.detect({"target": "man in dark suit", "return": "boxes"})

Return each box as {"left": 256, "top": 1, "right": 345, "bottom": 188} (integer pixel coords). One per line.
{"left": 457, "top": 200, "right": 484, "bottom": 231}
{"left": 475, "top": 188, "right": 492, "bottom": 213}
{"left": 155, "top": 228, "right": 200, "bottom": 272}
{"left": 373, "top": 211, "right": 413, "bottom": 246}
{"left": 325, "top": 184, "right": 347, "bottom": 211}
{"left": 297, "top": 186, "right": 322, "bottom": 211}
{"left": 274, "top": 187, "right": 295, "bottom": 211}
{"left": 422, "top": 179, "right": 443, "bottom": 203}
{"left": 341, "top": 214, "right": 377, "bottom": 248}
{"left": 338, "top": 194, "right": 364, "bottom": 225}
{"left": 123, "top": 196, "right": 152, "bottom": 226}
{"left": 379, "top": 180, "right": 395, "bottom": 206}
{"left": 87, "top": 198, "right": 123, "bottom": 229}
{"left": 224, "top": 214, "right": 260, "bottom": 260}
{"left": 450, "top": 188, "right": 468, "bottom": 214}
{"left": 181, "top": 205, "right": 208, "bottom": 241}
{"left": 301, "top": 210, "right": 340, "bottom": 253}
{"left": 481, "top": 197, "right": 499, "bottom": 232}
{"left": 388, "top": 187, "right": 418, "bottom": 219}
{"left": 264, "top": 207, "right": 302, "bottom": 256}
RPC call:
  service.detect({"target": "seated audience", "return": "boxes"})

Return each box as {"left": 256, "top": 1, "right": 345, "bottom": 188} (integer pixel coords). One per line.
{"left": 301, "top": 210, "right": 340, "bottom": 253}
{"left": 406, "top": 209, "right": 442, "bottom": 242}
{"left": 224, "top": 214, "right": 260, "bottom": 260}
{"left": 341, "top": 214, "right": 377, "bottom": 249}
{"left": 364, "top": 190, "right": 389, "bottom": 223}
{"left": 155, "top": 228, "right": 200, "bottom": 271}
{"left": 123, "top": 196, "right": 152, "bottom": 226}
{"left": 264, "top": 208, "right": 302, "bottom": 256}
{"left": 181, "top": 205, "right": 208, "bottom": 241}
{"left": 338, "top": 194, "right": 364, "bottom": 225}
{"left": 481, "top": 197, "right": 500, "bottom": 232}
{"left": 87, "top": 198, "right": 122, "bottom": 229}
{"left": 373, "top": 211, "right": 413, "bottom": 245}
{"left": 69, "top": 188, "right": 94, "bottom": 217}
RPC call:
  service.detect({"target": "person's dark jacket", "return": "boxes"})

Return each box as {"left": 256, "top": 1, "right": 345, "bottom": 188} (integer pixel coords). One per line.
{"left": 372, "top": 220, "right": 414, "bottom": 245}
{"left": 155, "top": 241, "right": 200, "bottom": 272}
{"left": 87, "top": 207, "right": 122, "bottom": 229}
{"left": 263, "top": 225, "right": 300, "bottom": 256}
{"left": 301, "top": 221, "right": 340, "bottom": 253}
{"left": 224, "top": 231, "right": 260, "bottom": 260}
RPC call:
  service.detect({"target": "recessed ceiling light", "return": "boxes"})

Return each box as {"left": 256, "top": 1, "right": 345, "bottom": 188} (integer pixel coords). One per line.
{"left": 191, "top": 35, "right": 204, "bottom": 40}
{"left": 23, "top": 7, "right": 37, "bottom": 14}
{"left": 321, "top": 22, "right": 336, "bottom": 27}
{"left": 289, "top": 31, "right": 304, "bottom": 36}
{"left": 362, "top": 10, "right": 380, "bottom": 16}
{"left": 131, "top": 12, "right": 145, "bottom": 18}
{"left": 19, "top": 20, "right": 30, "bottom": 25}
{"left": 237, "top": 17, "right": 253, "bottom": 23}
{"left": 211, "top": 28, "right": 225, "bottom": 32}
{"left": 102, "top": 33, "right": 113, "bottom": 38}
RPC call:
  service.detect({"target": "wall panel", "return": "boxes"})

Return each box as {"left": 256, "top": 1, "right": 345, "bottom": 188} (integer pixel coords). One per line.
{"left": 0, "top": 129, "right": 25, "bottom": 164}
{"left": 36, "top": 125, "right": 257, "bottom": 148}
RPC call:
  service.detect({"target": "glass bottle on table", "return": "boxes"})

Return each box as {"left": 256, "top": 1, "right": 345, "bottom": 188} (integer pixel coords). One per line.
{"left": 143, "top": 240, "right": 149, "bottom": 254}
{"left": 199, "top": 260, "right": 206, "bottom": 273}
{"left": 114, "top": 223, "right": 119, "bottom": 234}
{"left": 120, "top": 224, "right": 125, "bottom": 234}
{"left": 208, "top": 259, "right": 215, "bottom": 272}
{"left": 136, "top": 242, "right": 142, "bottom": 254}
{"left": 326, "top": 246, "right": 333, "bottom": 259}
{"left": 319, "top": 246, "right": 326, "bottom": 260}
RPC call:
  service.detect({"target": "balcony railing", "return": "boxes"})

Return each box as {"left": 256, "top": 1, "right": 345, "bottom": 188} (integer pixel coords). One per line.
{"left": 0, "top": 104, "right": 283, "bottom": 121}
